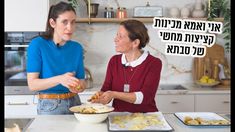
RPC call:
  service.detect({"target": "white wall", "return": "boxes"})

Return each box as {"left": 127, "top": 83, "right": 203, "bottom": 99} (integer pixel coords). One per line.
{"left": 50, "top": 0, "right": 229, "bottom": 85}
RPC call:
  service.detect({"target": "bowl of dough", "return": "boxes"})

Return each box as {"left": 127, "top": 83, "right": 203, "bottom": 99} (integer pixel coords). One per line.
{"left": 69, "top": 103, "right": 114, "bottom": 123}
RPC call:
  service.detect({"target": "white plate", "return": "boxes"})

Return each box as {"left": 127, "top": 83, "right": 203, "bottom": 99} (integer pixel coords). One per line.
{"left": 108, "top": 112, "right": 173, "bottom": 131}
{"left": 174, "top": 112, "right": 230, "bottom": 126}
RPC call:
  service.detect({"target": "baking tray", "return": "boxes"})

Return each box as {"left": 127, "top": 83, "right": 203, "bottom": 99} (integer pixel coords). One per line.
{"left": 107, "top": 112, "right": 173, "bottom": 132}
{"left": 174, "top": 112, "right": 230, "bottom": 126}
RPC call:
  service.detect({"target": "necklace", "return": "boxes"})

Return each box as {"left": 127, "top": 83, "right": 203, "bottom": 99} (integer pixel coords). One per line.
{"left": 123, "top": 66, "right": 138, "bottom": 92}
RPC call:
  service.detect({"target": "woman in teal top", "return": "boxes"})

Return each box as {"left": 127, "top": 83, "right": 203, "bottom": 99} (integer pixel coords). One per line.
{"left": 27, "top": 2, "right": 86, "bottom": 115}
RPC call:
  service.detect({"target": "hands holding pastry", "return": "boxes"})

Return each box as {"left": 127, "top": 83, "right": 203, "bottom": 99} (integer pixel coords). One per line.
{"left": 59, "top": 72, "right": 86, "bottom": 93}
{"left": 88, "top": 91, "right": 113, "bottom": 104}
{"left": 88, "top": 91, "right": 103, "bottom": 102}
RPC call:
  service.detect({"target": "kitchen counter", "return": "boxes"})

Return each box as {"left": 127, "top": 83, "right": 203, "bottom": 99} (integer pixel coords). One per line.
{"left": 26, "top": 114, "right": 230, "bottom": 132}
{"left": 4, "top": 83, "right": 230, "bottom": 95}
{"left": 4, "top": 86, "right": 37, "bottom": 95}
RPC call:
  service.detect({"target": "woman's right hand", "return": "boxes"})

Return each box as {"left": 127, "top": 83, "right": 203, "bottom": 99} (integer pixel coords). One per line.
{"left": 59, "top": 72, "right": 81, "bottom": 93}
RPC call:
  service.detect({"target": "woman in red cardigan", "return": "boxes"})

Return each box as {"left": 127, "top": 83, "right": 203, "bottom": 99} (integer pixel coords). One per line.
{"left": 92, "top": 20, "right": 162, "bottom": 112}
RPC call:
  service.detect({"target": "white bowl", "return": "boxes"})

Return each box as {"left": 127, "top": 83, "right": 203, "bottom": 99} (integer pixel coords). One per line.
{"left": 74, "top": 112, "right": 109, "bottom": 123}
{"left": 69, "top": 103, "right": 114, "bottom": 123}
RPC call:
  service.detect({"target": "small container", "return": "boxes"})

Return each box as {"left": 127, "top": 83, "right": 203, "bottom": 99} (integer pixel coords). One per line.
{"left": 104, "top": 7, "right": 114, "bottom": 18}
{"left": 116, "top": 7, "right": 127, "bottom": 18}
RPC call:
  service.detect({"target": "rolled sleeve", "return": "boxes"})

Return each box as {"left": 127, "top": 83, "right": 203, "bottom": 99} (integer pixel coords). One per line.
{"left": 134, "top": 92, "right": 144, "bottom": 104}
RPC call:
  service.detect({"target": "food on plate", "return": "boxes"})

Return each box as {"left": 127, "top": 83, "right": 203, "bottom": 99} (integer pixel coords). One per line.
{"left": 199, "top": 75, "right": 216, "bottom": 84}
{"left": 186, "top": 119, "right": 199, "bottom": 125}
{"left": 208, "top": 78, "right": 216, "bottom": 83}
{"left": 195, "top": 117, "right": 211, "bottom": 125}
{"left": 70, "top": 106, "right": 97, "bottom": 114}
{"left": 110, "top": 113, "right": 164, "bottom": 130}
{"left": 184, "top": 116, "right": 193, "bottom": 123}
{"left": 183, "top": 116, "right": 230, "bottom": 125}
{"left": 195, "top": 117, "right": 203, "bottom": 124}
{"left": 218, "top": 120, "right": 230, "bottom": 125}
{"left": 87, "top": 92, "right": 101, "bottom": 102}
{"left": 79, "top": 107, "right": 97, "bottom": 114}
{"left": 69, "top": 103, "right": 114, "bottom": 114}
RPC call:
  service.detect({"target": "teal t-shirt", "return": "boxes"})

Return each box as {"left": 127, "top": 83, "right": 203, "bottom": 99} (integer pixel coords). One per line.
{"left": 27, "top": 36, "right": 85, "bottom": 93}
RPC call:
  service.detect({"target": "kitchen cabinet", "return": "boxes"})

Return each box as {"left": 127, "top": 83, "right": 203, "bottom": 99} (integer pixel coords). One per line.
{"left": 4, "top": 0, "right": 49, "bottom": 31}
{"left": 156, "top": 95, "right": 195, "bottom": 113}
{"left": 195, "top": 94, "right": 230, "bottom": 114}
{"left": 5, "top": 95, "right": 38, "bottom": 118}
{"left": 155, "top": 90, "right": 230, "bottom": 114}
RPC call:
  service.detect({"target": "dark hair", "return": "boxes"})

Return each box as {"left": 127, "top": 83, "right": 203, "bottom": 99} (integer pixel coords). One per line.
{"left": 41, "top": 1, "right": 76, "bottom": 39}
{"left": 120, "top": 20, "right": 149, "bottom": 49}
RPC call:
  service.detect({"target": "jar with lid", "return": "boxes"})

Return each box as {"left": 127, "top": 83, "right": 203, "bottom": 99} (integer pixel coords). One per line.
{"left": 104, "top": 7, "right": 114, "bottom": 18}
{"left": 116, "top": 7, "right": 127, "bottom": 18}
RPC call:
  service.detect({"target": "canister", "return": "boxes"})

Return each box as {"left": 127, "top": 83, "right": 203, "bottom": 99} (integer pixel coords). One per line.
{"left": 104, "top": 7, "right": 114, "bottom": 18}
{"left": 116, "top": 7, "right": 127, "bottom": 18}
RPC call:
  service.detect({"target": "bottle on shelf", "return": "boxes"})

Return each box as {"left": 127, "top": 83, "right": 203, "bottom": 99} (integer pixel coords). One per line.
{"left": 104, "top": 7, "right": 114, "bottom": 18}
{"left": 116, "top": 7, "right": 127, "bottom": 18}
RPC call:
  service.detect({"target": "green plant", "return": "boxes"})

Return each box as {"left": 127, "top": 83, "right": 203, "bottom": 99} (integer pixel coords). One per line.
{"left": 68, "top": 0, "right": 78, "bottom": 10}
{"left": 208, "top": 0, "right": 230, "bottom": 53}
{"left": 221, "top": 6, "right": 230, "bottom": 53}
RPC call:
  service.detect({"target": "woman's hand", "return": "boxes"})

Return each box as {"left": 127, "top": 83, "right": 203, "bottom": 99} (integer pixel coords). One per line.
{"left": 59, "top": 72, "right": 82, "bottom": 93}
{"left": 88, "top": 91, "right": 103, "bottom": 102}
{"left": 92, "top": 91, "right": 113, "bottom": 104}
{"left": 75, "top": 80, "right": 86, "bottom": 93}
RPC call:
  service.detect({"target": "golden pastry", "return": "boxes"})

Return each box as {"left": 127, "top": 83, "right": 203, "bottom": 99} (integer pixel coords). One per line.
{"left": 186, "top": 119, "right": 199, "bottom": 125}
{"left": 184, "top": 116, "right": 193, "bottom": 123}
{"left": 87, "top": 92, "right": 100, "bottom": 102}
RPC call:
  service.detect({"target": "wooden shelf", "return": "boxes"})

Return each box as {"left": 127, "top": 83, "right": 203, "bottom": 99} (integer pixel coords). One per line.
{"left": 76, "top": 17, "right": 224, "bottom": 23}
{"left": 76, "top": 18, "right": 154, "bottom": 23}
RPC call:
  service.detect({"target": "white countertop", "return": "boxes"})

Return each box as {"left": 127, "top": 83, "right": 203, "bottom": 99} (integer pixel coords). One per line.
{"left": 26, "top": 114, "right": 230, "bottom": 132}
{"left": 5, "top": 83, "right": 230, "bottom": 95}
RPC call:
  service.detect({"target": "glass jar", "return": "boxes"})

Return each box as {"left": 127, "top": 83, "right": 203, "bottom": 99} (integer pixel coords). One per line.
{"left": 104, "top": 7, "right": 114, "bottom": 18}
{"left": 116, "top": 7, "right": 127, "bottom": 18}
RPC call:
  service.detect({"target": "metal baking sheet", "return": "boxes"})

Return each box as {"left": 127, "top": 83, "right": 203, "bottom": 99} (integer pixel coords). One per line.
{"left": 107, "top": 112, "right": 173, "bottom": 132}
{"left": 174, "top": 112, "right": 230, "bottom": 126}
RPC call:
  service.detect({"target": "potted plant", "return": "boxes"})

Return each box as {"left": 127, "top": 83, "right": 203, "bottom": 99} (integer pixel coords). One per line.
{"left": 68, "top": 0, "right": 79, "bottom": 10}
{"left": 208, "top": 0, "right": 230, "bottom": 53}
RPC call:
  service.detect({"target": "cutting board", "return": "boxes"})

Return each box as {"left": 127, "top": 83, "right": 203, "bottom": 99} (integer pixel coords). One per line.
{"left": 192, "top": 44, "right": 225, "bottom": 81}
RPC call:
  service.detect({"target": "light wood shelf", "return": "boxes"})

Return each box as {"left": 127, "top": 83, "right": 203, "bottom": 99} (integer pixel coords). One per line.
{"left": 76, "top": 17, "right": 224, "bottom": 23}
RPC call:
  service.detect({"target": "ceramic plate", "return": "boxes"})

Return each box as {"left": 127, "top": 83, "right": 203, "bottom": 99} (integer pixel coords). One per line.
{"left": 174, "top": 112, "right": 230, "bottom": 126}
